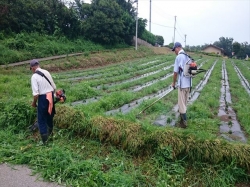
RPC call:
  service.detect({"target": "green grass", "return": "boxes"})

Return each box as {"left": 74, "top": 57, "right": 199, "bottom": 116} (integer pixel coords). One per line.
{"left": 1, "top": 49, "right": 250, "bottom": 186}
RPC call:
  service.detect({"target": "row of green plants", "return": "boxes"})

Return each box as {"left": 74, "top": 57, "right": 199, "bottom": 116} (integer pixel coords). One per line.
{"left": 54, "top": 54, "right": 205, "bottom": 107}
{"left": 226, "top": 60, "right": 250, "bottom": 136}
{"left": 234, "top": 60, "right": 250, "bottom": 84}
{"left": 49, "top": 56, "right": 171, "bottom": 103}
{"left": 1, "top": 49, "right": 250, "bottom": 186}
{"left": 60, "top": 58, "right": 170, "bottom": 82}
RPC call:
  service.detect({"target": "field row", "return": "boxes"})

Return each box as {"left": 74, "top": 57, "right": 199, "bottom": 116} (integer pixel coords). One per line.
{"left": 50, "top": 54, "right": 250, "bottom": 144}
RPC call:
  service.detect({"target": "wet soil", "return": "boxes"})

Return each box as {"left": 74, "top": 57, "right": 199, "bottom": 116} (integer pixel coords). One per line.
{"left": 218, "top": 61, "right": 247, "bottom": 143}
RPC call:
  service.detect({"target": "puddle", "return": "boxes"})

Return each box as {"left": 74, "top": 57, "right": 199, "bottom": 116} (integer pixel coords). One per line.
{"left": 218, "top": 61, "right": 247, "bottom": 143}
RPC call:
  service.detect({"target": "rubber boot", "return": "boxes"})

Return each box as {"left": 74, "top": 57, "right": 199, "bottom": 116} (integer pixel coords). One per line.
{"left": 175, "top": 115, "right": 183, "bottom": 128}
{"left": 41, "top": 134, "right": 48, "bottom": 145}
{"left": 180, "top": 113, "right": 187, "bottom": 128}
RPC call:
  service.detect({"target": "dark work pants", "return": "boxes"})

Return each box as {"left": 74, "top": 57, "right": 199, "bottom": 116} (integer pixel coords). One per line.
{"left": 37, "top": 93, "right": 55, "bottom": 135}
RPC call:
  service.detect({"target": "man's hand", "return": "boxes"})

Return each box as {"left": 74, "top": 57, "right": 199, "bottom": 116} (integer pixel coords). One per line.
{"left": 172, "top": 83, "right": 176, "bottom": 89}
{"left": 32, "top": 95, "right": 38, "bottom": 108}
{"left": 172, "top": 72, "right": 178, "bottom": 89}
{"left": 31, "top": 101, "right": 37, "bottom": 108}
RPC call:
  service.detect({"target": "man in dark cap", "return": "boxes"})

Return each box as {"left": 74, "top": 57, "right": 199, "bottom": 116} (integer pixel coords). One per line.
{"left": 171, "top": 42, "right": 191, "bottom": 128}
{"left": 30, "top": 59, "right": 56, "bottom": 144}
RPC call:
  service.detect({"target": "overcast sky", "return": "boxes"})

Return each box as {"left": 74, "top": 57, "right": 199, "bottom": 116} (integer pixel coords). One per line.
{"left": 83, "top": 0, "right": 250, "bottom": 46}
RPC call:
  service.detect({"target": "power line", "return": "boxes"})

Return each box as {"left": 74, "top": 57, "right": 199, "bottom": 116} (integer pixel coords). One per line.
{"left": 151, "top": 22, "right": 173, "bottom": 28}
{"left": 176, "top": 29, "right": 185, "bottom": 42}
{"left": 176, "top": 22, "right": 185, "bottom": 38}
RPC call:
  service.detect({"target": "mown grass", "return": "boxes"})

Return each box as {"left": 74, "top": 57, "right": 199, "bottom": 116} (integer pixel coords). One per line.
{"left": 1, "top": 48, "right": 250, "bottom": 186}
{"left": 1, "top": 102, "right": 249, "bottom": 186}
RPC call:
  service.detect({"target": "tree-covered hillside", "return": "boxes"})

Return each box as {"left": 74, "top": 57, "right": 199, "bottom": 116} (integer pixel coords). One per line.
{"left": 0, "top": 0, "right": 164, "bottom": 46}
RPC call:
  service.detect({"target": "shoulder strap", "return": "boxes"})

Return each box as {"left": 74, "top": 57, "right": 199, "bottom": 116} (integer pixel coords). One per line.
{"left": 179, "top": 52, "right": 194, "bottom": 61}
{"left": 35, "top": 70, "right": 52, "bottom": 86}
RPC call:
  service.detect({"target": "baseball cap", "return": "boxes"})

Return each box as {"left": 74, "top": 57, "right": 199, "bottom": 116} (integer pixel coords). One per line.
{"left": 30, "top": 59, "right": 39, "bottom": 69}
{"left": 172, "top": 42, "right": 182, "bottom": 51}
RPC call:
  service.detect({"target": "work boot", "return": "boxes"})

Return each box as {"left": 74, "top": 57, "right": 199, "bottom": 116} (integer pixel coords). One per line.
{"left": 41, "top": 134, "right": 48, "bottom": 145}
{"left": 180, "top": 113, "right": 187, "bottom": 128}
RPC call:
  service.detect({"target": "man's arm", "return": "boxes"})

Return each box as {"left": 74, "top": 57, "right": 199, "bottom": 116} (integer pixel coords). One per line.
{"left": 172, "top": 72, "right": 178, "bottom": 88}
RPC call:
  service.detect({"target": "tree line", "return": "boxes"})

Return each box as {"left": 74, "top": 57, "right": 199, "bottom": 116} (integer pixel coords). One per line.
{"left": 0, "top": 0, "right": 164, "bottom": 46}
{"left": 1, "top": 0, "right": 248, "bottom": 59}
{"left": 186, "top": 37, "right": 250, "bottom": 59}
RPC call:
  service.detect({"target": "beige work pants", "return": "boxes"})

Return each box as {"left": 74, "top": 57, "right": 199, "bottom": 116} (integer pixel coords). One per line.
{"left": 178, "top": 88, "right": 190, "bottom": 114}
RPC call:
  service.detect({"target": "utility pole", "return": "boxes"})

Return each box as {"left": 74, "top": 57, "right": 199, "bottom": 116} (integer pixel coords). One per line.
{"left": 149, "top": 0, "right": 151, "bottom": 32}
{"left": 173, "top": 16, "right": 176, "bottom": 43}
{"left": 135, "top": 0, "right": 138, "bottom": 50}
{"left": 184, "top": 34, "right": 187, "bottom": 47}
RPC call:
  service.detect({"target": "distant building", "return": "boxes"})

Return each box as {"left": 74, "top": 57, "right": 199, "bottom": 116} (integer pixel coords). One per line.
{"left": 202, "top": 45, "right": 225, "bottom": 56}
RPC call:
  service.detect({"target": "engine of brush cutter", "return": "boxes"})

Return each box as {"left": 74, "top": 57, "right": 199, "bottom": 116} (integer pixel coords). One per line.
{"left": 55, "top": 89, "right": 66, "bottom": 103}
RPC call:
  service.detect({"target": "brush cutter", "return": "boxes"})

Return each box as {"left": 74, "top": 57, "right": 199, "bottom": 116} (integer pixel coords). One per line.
{"left": 190, "top": 69, "right": 207, "bottom": 76}
{"left": 136, "top": 86, "right": 176, "bottom": 119}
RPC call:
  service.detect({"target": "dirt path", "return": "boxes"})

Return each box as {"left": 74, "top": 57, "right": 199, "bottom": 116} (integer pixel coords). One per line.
{"left": 0, "top": 163, "right": 64, "bottom": 187}
{"left": 0, "top": 53, "right": 84, "bottom": 68}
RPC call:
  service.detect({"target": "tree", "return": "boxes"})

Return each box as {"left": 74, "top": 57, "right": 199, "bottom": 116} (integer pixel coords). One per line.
{"left": 82, "top": 0, "right": 135, "bottom": 45}
{"left": 155, "top": 35, "right": 164, "bottom": 46}
{"left": 213, "top": 37, "right": 233, "bottom": 57}
{"left": 141, "top": 30, "right": 155, "bottom": 45}
{"left": 232, "top": 42, "right": 241, "bottom": 56}
{"left": 0, "top": 0, "right": 80, "bottom": 38}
